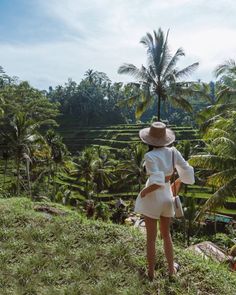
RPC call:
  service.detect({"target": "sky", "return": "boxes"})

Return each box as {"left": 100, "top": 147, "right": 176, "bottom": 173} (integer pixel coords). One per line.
{"left": 0, "top": 0, "right": 235, "bottom": 90}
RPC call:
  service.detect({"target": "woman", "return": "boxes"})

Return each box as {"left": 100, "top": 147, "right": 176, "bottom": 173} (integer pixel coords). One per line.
{"left": 134, "top": 122, "right": 195, "bottom": 281}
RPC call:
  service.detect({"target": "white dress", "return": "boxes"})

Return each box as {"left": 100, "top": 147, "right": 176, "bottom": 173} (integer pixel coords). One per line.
{"left": 134, "top": 146, "right": 195, "bottom": 219}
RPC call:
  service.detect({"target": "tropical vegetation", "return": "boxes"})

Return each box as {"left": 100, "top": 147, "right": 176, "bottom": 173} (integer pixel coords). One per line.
{"left": 0, "top": 27, "right": 236, "bottom": 294}
{"left": 118, "top": 28, "right": 199, "bottom": 120}
{"left": 189, "top": 59, "right": 236, "bottom": 219}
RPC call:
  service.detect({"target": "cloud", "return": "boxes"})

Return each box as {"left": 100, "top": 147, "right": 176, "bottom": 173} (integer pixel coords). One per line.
{"left": 0, "top": 0, "right": 235, "bottom": 88}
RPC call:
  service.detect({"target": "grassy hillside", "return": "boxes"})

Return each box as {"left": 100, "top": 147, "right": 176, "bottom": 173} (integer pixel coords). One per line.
{"left": 0, "top": 197, "right": 236, "bottom": 295}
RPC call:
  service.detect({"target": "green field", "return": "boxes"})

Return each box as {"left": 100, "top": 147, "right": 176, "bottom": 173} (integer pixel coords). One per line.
{"left": 57, "top": 121, "right": 200, "bottom": 152}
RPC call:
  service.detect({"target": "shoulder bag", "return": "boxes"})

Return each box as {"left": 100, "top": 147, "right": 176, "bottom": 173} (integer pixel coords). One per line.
{"left": 172, "top": 149, "right": 184, "bottom": 218}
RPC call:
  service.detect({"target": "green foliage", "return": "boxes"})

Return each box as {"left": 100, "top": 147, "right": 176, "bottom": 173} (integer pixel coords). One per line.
{"left": 189, "top": 61, "right": 236, "bottom": 218}
{"left": 48, "top": 76, "right": 128, "bottom": 126}
{"left": 210, "top": 233, "right": 235, "bottom": 250}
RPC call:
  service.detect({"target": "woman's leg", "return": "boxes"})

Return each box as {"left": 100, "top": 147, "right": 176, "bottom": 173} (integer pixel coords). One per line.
{"left": 144, "top": 215, "right": 158, "bottom": 279}
{"left": 159, "top": 216, "right": 174, "bottom": 275}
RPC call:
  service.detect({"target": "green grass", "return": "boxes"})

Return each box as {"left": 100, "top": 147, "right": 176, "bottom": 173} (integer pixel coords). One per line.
{"left": 0, "top": 197, "right": 236, "bottom": 295}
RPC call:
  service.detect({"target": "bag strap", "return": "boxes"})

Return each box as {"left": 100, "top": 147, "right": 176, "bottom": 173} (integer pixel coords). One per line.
{"left": 172, "top": 149, "right": 177, "bottom": 197}
{"left": 172, "top": 149, "right": 179, "bottom": 209}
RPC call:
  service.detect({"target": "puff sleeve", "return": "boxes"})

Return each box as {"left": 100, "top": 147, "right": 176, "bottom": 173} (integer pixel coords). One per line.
{"left": 144, "top": 153, "right": 165, "bottom": 187}
{"left": 174, "top": 148, "right": 195, "bottom": 184}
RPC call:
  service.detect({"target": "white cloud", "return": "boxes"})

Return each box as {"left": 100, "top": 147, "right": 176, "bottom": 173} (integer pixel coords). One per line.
{"left": 0, "top": 0, "right": 235, "bottom": 88}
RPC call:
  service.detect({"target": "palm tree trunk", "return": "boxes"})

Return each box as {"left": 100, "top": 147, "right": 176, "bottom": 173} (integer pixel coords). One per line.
{"left": 157, "top": 90, "right": 161, "bottom": 121}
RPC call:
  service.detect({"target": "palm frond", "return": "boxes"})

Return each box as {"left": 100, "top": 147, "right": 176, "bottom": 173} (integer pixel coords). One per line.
{"left": 139, "top": 65, "right": 156, "bottom": 85}
{"left": 135, "top": 99, "right": 150, "bottom": 119}
{"left": 210, "top": 137, "right": 236, "bottom": 158}
{"left": 215, "top": 59, "right": 236, "bottom": 78}
{"left": 206, "top": 169, "right": 236, "bottom": 187}
{"left": 116, "top": 95, "right": 139, "bottom": 108}
{"left": 162, "top": 47, "right": 185, "bottom": 80}
{"left": 135, "top": 87, "right": 153, "bottom": 119}
{"left": 175, "top": 62, "right": 199, "bottom": 79}
{"left": 189, "top": 154, "right": 235, "bottom": 171}
{"left": 203, "top": 127, "right": 231, "bottom": 141}
{"left": 216, "top": 85, "right": 236, "bottom": 102}
{"left": 157, "top": 29, "right": 171, "bottom": 77}
{"left": 194, "top": 179, "right": 236, "bottom": 221}
{"left": 140, "top": 32, "right": 154, "bottom": 48}
{"left": 168, "top": 95, "right": 193, "bottom": 112}
{"left": 118, "top": 64, "right": 149, "bottom": 81}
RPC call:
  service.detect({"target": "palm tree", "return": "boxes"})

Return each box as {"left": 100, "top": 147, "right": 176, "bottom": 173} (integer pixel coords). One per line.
{"left": 91, "top": 156, "right": 114, "bottom": 200}
{"left": 1, "top": 112, "right": 44, "bottom": 196}
{"left": 215, "top": 59, "right": 236, "bottom": 80}
{"left": 118, "top": 28, "right": 199, "bottom": 121}
{"left": 195, "top": 60, "right": 236, "bottom": 131}
{"left": 189, "top": 112, "right": 236, "bottom": 220}
{"left": 215, "top": 59, "right": 236, "bottom": 102}
{"left": 117, "top": 143, "right": 146, "bottom": 192}
{"left": 45, "top": 129, "right": 69, "bottom": 200}
{"left": 84, "top": 69, "right": 111, "bottom": 86}
{"left": 76, "top": 147, "right": 96, "bottom": 198}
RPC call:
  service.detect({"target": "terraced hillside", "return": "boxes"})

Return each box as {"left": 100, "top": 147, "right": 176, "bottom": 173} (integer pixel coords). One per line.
{"left": 57, "top": 121, "right": 200, "bottom": 153}
{"left": 56, "top": 122, "right": 236, "bottom": 217}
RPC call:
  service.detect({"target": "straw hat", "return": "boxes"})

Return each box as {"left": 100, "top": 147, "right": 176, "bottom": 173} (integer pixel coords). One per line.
{"left": 139, "top": 122, "right": 175, "bottom": 147}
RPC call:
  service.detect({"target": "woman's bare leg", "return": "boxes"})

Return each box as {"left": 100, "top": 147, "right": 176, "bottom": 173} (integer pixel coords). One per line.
{"left": 144, "top": 215, "right": 158, "bottom": 279}
{"left": 159, "top": 216, "right": 174, "bottom": 275}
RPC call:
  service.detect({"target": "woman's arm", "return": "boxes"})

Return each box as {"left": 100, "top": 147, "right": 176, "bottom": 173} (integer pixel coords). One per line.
{"left": 140, "top": 183, "right": 161, "bottom": 198}
{"left": 174, "top": 148, "right": 195, "bottom": 185}
{"left": 171, "top": 177, "right": 182, "bottom": 197}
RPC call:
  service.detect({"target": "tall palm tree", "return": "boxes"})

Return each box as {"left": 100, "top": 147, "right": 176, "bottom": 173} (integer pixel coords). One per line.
{"left": 118, "top": 28, "right": 199, "bottom": 121}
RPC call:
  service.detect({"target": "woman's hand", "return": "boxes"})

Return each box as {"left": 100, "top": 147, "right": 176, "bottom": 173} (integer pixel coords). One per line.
{"left": 140, "top": 184, "right": 160, "bottom": 198}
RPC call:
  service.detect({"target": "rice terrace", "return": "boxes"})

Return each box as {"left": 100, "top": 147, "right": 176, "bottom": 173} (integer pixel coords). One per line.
{"left": 0, "top": 0, "right": 236, "bottom": 294}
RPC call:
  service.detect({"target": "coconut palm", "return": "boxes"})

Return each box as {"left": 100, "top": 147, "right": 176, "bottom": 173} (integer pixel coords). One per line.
{"left": 76, "top": 147, "right": 97, "bottom": 198}
{"left": 215, "top": 59, "right": 236, "bottom": 80}
{"left": 215, "top": 59, "right": 236, "bottom": 102}
{"left": 196, "top": 60, "right": 236, "bottom": 131}
{"left": 118, "top": 28, "right": 199, "bottom": 121}
{"left": 44, "top": 129, "right": 69, "bottom": 199}
{"left": 91, "top": 156, "right": 114, "bottom": 200}
{"left": 1, "top": 112, "right": 44, "bottom": 196}
{"left": 117, "top": 143, "right": 146, "bottom": 192}
{"left": 189, "top": 112, "right": 236, "bottom": 220}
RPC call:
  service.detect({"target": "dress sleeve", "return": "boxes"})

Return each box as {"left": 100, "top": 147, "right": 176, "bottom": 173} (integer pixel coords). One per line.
{"left": 173, "top": 148, "right": 195, "bottom": 184}
{"left": 144, "top": 153, "right": 165, "bottom": 187}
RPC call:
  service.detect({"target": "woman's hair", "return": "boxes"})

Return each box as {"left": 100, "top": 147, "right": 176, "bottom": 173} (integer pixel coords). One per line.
{"left": 148, "top": 143, "right": 173, "bottom": 151}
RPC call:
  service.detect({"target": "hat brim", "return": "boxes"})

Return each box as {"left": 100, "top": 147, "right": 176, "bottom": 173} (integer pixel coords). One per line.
{"left": 139, "top": 127, "right": 175, "bottom": 147}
